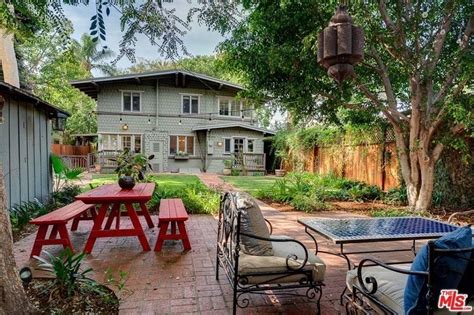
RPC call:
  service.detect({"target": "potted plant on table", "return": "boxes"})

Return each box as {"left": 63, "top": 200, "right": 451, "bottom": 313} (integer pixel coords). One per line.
{"left": 110, "top": 149, "right": 154, "bottom": 190}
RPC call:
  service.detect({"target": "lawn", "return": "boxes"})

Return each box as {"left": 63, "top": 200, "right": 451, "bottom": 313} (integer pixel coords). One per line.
{"left": 221, "top": 176, "right": 278, "bottom": 195}
{"left": 84, "top": 174, "right": 202, "bottom": 191}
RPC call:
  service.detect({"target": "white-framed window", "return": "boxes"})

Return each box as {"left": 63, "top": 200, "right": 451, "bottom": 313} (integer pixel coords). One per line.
{"left": 122, "top": 91, "right": 141, "bottom": 112}
{"left": 99, "top": 133, "right": 142, "bottom": 153}
{"left": 218, "top": 97, "right": 252, "bottom": 118}
{"left": 169, "top": 135, "right": 195, "bottom": 155}
{"left": 247, "top": 139, "right": 255, "bottom": 153}
{"left": 223, "top": 137, "right": 256, "bottom": 154}
{"left": 224, "top": 138, "right": 231, "bottom": 154}
{"left": 181, "top": 94, "right": 199, "bottom": 114}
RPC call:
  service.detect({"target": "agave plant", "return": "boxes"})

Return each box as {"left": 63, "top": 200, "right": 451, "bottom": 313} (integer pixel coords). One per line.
{"left": 34, "top": 249, "right": 94, "bottom": 298}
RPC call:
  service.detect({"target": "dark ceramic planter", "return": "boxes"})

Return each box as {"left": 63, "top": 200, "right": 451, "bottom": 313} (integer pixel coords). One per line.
{"left": 118, "top": 176, "right": 135, "bottom": 190}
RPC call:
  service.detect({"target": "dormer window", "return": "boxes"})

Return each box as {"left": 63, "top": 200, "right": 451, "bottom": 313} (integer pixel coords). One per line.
{"left": 122, "top": 91, "right": 141, "bottom": 112}
{"left": 181, "top": 94, "right": 199, "bottom": 114}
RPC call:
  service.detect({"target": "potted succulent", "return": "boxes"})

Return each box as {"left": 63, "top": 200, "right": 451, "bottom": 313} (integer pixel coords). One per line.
{"left": 110, "top": 149, "right": 154, "bottom": 189}
{"left": 274, "top": 151, "right": 287, "bottom": 177}
{"left": 222, "top": 159, "right": 232, "bottom": 175}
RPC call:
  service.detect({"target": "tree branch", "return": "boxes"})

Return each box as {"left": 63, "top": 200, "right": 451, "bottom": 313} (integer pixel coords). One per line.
{"left": 378, "top": 0, "right": 410, "bottom": 60}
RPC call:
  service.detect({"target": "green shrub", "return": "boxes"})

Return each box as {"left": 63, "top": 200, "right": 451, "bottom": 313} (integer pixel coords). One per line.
{"left": 9, "top": 199, "right": 52, "bottom": 232}
{"left": 255, "top": 172, "right": 382, "bottom": 211}
{"left": 383, "top": 186, "right": 408, "bottom": 206}
{"left": 52, "top": 184, "right": 82, "bottom": 207}
{"left": 370, "top": 208, "right": 413, "bottom": 217}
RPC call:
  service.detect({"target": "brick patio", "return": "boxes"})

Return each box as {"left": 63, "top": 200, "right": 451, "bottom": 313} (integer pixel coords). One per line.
{"left": 13, "top": 202, "right": 419, "bottom": 314}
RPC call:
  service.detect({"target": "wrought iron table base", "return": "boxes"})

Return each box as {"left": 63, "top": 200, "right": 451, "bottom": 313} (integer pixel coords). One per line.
{"left": 303, "top": 227, "right": 417, "bottom": 305}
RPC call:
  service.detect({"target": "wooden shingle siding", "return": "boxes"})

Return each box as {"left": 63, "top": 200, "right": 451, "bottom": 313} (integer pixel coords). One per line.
{"left": 0, "top": 95, "right": 52, "bottom": 208}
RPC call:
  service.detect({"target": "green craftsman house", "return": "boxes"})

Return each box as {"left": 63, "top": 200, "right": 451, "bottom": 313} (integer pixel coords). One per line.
{"left": 71, "top": 70, "right": 275, "bottom": 173}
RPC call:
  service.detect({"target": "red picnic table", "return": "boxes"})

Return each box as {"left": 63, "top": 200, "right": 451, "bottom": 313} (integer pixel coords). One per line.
{"left": 75, "top": 183, "right": 155, "bottom": 253}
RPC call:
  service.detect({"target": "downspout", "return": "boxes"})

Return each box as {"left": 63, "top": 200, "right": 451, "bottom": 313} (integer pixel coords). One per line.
{"left": 155, "top": 79, "right": 159, "bottom": 128}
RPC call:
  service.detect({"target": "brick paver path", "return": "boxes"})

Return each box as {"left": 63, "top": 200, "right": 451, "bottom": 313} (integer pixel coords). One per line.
{"left": 13, "top": 175, "right": 419, "bottom": 314}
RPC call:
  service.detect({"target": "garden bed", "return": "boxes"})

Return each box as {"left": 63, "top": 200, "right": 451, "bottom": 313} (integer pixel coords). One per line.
{"left": 26, "top": 278, "right": 119, "bottom": 314}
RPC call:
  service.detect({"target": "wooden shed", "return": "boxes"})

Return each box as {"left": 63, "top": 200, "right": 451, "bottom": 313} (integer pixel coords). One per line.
{"left": 0, "top": 81, "right": 69, "bottom": 208}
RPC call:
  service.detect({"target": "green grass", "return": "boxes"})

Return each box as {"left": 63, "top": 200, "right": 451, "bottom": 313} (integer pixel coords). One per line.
{"left": 86, "top": 174, "right": 201, "bottom": 191}
{"left": 221, "top": 176, "right": 278, "bottom": 195}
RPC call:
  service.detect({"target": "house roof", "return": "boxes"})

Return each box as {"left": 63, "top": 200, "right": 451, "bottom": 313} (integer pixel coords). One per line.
{"left": 192, "top": 123, "right": 275, "bottom": 135}
{"left": 0, "top": 81, "right": 69, "bottom": 118}
{"left": 70, "top": 70, "right": 243, "bottom": 100}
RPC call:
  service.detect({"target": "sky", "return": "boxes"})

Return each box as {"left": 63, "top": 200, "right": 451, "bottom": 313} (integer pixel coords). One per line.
{"left": 63, "top": 2, "right": 226, "bottom": 72}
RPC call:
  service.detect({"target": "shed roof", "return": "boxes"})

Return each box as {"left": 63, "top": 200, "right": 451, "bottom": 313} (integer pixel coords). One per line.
{"left": 191, "top": 123, "right": 275, "bottom": 135}
{"left": 0, "top": 81, "right": 69, "bottom": 118}
{"left": 70, "top": 70, "right": 243, "bottom": 100}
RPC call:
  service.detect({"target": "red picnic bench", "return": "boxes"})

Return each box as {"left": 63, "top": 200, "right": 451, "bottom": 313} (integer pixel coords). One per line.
{"left": 154, "top": 198, "right": 191, "bottom": 252}
{"left": 29, "top": 201, "right": 97, "bottom": 257}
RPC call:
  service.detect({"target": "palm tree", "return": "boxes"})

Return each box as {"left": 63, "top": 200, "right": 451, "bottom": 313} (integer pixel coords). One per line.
{"left": 73, "top": 34, "right": 117, "bottom": 76}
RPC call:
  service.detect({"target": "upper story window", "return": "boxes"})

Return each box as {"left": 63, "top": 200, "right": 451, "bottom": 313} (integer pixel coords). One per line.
{"left": 182, "top": 95, "right": 199, "bottom": 114}
{"left": 218, "top": 97, "right": 251, "bottom": 118}
{"left": 122, "top": 91, "right": 141, "bottom": 112}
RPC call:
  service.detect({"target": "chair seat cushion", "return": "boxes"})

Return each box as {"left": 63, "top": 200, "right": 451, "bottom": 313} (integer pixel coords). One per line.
{"left": 346, "top": 264, "right": 411, "bottom": 314}
{"left": 347, "top": 264, "right": 474, "bottom": 315}
{"left": 238, "top": 235, "right": 325, "bottom": 284}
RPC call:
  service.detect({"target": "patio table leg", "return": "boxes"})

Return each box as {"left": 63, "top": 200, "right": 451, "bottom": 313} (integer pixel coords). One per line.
{"left": 125, "top": 203, "right": 151, "bottom": 251}
{"left": 84, "top": 203, "right": 110, "bottom": 254}
{"left": 139, "top": 202, "right": 154, "bottom": 228}
{"left": 104, "top": 204, "right": 120, "bottom": 230}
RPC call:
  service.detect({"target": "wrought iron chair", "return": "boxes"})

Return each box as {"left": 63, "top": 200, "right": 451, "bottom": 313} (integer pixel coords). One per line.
{"left": 345, "top": 241, "right": 474, "bottom": 314}
{"left": 216, "top": 192, "right": 325, "bottom": 315}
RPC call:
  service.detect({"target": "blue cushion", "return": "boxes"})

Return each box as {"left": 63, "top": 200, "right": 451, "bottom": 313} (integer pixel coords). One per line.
{"left": 404, "top": 226, "right": 473, "bottom": 314}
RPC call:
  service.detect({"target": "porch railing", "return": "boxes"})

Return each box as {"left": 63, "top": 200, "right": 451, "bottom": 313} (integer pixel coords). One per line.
{"left": 233, "top": 153, "right": 266, "bottom": 171}
{"left": 60, "top": 155, "right": 90, "bottom": 169}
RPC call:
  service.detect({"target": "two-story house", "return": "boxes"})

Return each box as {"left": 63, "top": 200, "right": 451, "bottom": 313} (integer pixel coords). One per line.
{"left": 71, "top": 70, "right": 275, "bottom": 173}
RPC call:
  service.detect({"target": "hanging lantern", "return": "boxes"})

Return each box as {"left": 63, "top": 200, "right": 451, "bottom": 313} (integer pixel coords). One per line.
{"left": 317, "top": 6, "right": 364, "bottom": 83}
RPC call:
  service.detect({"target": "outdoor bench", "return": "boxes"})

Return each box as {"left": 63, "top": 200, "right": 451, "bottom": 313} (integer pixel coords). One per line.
{"left": 345, "top": 231, "right": 474, "bottom": 314}
{"left": 154, "top": 198, "right": 191, "bottom": 251}
{"left": 216, "top": 191, "right": 326, "bottom": 315}
{"left": 29, "top": 200, "right": 96, "bottom": 257}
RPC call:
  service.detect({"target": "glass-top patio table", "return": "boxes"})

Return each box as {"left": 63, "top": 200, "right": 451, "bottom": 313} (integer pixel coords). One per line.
{"left": 297, "top": 217, "right": 460, "bottom": 304}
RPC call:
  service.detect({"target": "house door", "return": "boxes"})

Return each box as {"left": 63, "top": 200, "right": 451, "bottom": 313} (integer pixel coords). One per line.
{"left": 151, "top": 141, "right": 164, "bottom": 172}
{"left": 233, "top": 138, "right": 245, "bottom": 154}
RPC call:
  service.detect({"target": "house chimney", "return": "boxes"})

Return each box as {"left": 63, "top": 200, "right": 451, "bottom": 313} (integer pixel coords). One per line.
{"left": 0, "top": 27, "right": 20, "bottom": 87}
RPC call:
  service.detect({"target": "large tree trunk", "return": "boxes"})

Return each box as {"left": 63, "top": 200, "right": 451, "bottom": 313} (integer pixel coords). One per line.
{"left": 0, "top": 162, "right": 34, "bottom": 314}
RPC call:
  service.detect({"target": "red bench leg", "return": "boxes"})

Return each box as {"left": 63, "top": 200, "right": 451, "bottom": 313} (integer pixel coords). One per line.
{"left": 71, "top": 216, "right": 80, "bottom": 231}
{"left": 50, "top": 225, "right": 58, "bottom": 239}
{"left": 57, "top": 224, "right": 74, "bottom": 252}
{"left": 31, "top": 225, "right": 48, "bottom": 257}
{"left": 154, "top": 221, "right": 169, "bottom": 252}
{"left": 177, "top": 222, "right": 191, "bottom": 250}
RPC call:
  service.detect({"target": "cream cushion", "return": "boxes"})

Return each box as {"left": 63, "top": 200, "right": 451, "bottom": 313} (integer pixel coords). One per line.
{"left": 346, "top": 264, "right": 474, "bottom": 314}
{"left": 238, "top": 235, "right": 326, "bottom": 284}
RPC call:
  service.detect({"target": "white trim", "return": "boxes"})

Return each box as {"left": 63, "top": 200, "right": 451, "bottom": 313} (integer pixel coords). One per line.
{"left": 178, "top": 92, "right": 203, "bottom": 96}
{"left": 217, "top": 96, "right": 251, "bottom": 118}
{"left": 118, "top": 89, "right": 145, "bottom": 93}
{"left": 246, "top": 138, "right": 256, "bottom": 153}
{"left": 223, "top": 137, "right": 232, "bottom": 154}
{"left": 191, "top": 123, "right": 275, "bottom": 135}
{"left": 181, "top": 94, "right": 200, "bottom": 114}
{"left": 121, "top": 90, "right": 142, "bottom": 113}
{"left": 98, "top": 133, "right": 143, "bottom": 152}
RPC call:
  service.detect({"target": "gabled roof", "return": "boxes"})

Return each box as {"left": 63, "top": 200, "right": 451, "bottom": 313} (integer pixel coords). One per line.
{"left": 192, "top": 123, "right": 275, "bottom": 135}
{"left": 70, "top": 70, "right": 243, "bottom": 100}
{"left": 0, "top": 81, "right": 69, "bottom": 118}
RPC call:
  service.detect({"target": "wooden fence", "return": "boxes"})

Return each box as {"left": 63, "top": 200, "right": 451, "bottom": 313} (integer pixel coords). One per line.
{"left": 51, "top": 144, "right": 93, "bottom": 156}
{"left": 284, "top": 141, "right": 400, "bottom": 191}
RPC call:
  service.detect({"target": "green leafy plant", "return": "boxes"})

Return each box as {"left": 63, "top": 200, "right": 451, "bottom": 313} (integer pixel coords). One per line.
{"left": 51, "top": 184, "right": 82, "bottom": 207}
{"left": 51, "top": 154, "right": 84, "bottom": 192}
{"left": 231, "top": 169, "right": 240, "bottom": 176}
{"left": 9, "top": 199, "right": 51, "bottom": 232}
{"left": 223, "top": 159, "right": 233, "bottom": 169}
{"left": 34, "top": 249, "right": 94, "bottom": 298}
{"left": 104, "top": 268, "right": 132, "bottom": 302}
{"left": 111, "top": 148, "right": 154, "bottom": 181}
{"left": 175, "top": 151, "right": 189, "bottom": 157}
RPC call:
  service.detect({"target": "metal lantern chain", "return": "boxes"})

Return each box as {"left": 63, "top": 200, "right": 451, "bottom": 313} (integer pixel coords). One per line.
{"left": 317, "top": 5, "right": 364, "bottom": 84}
